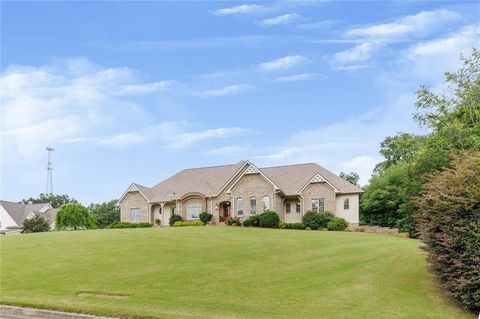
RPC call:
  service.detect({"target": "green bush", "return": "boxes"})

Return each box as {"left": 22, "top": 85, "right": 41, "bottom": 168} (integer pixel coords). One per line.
{"left": 110, "top": 222, "right": 152, "bottom": 229}
{"left": 302, "top": 211, "right": 334, "bottom": 230}
{"left": 173, "top": 220, "right": 205, "bottom": 227}
{"left": 155, "top": 218, "right": 161, "bottom": 226}
{"left": 327, "top": 217, "right": 348, "bottom": 231}
{"left": 258, "top": 211, "right": 280, "bottom": 228}
{"left": 55, "top": 203, "right": 93, "bottom": 230}
{"left": 227, "top": 218, "right": 241, "bottom": 226}
{"left": 199, "top": 212, "right": 213, "bottom": 224}
{"left": 284, "top": 223, "right": 306, "bottom": 230}
{"left": 22, "top": 215, "right": 50, "bottom": 233}
{"left": 242, "top": 215, "right": 260, "bottom": 227}
{"left": 169, "top": 214, "right": 183, "bottom": 226}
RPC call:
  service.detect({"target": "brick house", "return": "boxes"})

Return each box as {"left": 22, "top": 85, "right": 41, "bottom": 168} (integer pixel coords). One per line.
{"left": 118, "top": 161, "right": 362, "bottom": 226}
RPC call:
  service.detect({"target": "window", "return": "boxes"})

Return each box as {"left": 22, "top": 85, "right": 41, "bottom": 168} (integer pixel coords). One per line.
{"left": 171, "top": 207, "right": 176, "bottom": 215}
{"left": 344, "top": 198, "right": 350, "bottom": 210}
{"left": 262, "top": 196, "right": 270, "bottom": 211}
{"left": 130, "top": 208, "right": 141, "bottom": 223}
{"left": 236, "top": 197, "right": 244, "bottom": 215}
{"left": 186, "top": 203, "right": 201, "bottom": 219}
{"left": 296, "top": 202, "right": 301, "bottom": 213}
{"left": 311, "top": 199, "right": 325, "bottom": 212}
{"left": 285, "top": 202, "right": 291, "bottom": 213}
{"left": 250, "top": 197, "right": 256, "bottom": 215}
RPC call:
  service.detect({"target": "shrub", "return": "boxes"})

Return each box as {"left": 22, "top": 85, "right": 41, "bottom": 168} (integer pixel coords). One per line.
{"left": 169, "top": 214, "right": 183, "bottom": 226}
{"left": 242, "top": 215, "right": 260, "bottom": 227}
{"left": 327, "top": 217, "right": 348, "bottom": 231}
{"left": 227, "top": 218, "right": 241, "bottom": 226}
{"left": 199, "top": 212, "right": 213, "bottom": 224}
{"left": 302, "top": 211, "right": 334, "bottom": 230}
{"left": 55, "top": 203, "right": 93, "bottom": 230}
{"left": 110, "top": 222, "right": 152, "bottom": 229}
{"left": 416, "top": 151, "right": 480, "bottom": 311}
{"left": 278, "top": 221, "right": 286, "bottom": 229}
{"left": 173, "top": 220, "right": 205, "bottom": 227}
{"left": 155, "top": 218, "right": 161, "bottom": 226}
{"left": 22, "top": 215, "right": 50, "bottom": 233}
{"left": 258, "top": 211, "right": 280, "bottom": 228}
{"left": 284, "top": 223, "right": 306, "bottom": 230}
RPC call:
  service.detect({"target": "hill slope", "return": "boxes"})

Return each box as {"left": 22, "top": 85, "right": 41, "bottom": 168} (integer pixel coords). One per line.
{"left": 0, "top": 227, "right": 473, "bottom": 319}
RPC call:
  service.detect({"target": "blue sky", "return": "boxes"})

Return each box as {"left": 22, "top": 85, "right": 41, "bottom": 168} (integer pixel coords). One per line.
{"left": 1, "top": 1, "right": 479, "bottom": 205}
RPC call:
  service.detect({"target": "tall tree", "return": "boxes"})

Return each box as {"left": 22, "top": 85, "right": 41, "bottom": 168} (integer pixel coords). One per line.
{"left": 22, "top": 193, "right": 78, "bottom": 209}
{"left": 88, "top": 200, "right": 120, "bottom": 228}
{"left": 339, "top": 172, "right": 360, "bottom": 187}
{"left": 55, "top": 203, "right": 93, "bottom": 230}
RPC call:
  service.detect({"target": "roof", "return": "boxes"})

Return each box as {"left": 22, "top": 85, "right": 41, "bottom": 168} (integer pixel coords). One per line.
{"left": 149, "top": 161, "right": 246, "bottom": 202}
{"left": 0, "top": 200, "right": 55, "bottom": 226}
{"left": 261, "top": 163, "right": 363, "bottom": 195}
{"left": 125, "top": 160, "right": 362, "bottom": 203}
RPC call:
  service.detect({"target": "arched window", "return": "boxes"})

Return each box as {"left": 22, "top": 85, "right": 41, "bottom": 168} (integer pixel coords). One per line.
{"left": 186, "top": 203, "right": 201, "bottom": 219}
{"left": 250, "top": 197, "right": 256, "bottom": 215}
{"left": 236, "top": 197, "right": 244, "bottom": 215}
{"left": 262, "top": 195, "right": 270, "bottom": 212}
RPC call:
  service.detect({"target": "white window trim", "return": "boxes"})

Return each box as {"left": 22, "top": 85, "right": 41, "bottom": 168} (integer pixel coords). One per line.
{"left": 344, "top": 198, "right": 350, "bottom": 210}
{"left": 311, "top": 198, "right": 325, "bottom": 212}
{"left": 130, "top": 207, "right": 141, "bottom": 223}
{"left": 262, "top": 195, "right": 271, "bottom": 212}
{"left": 250, "top": 197, "right": 256, "bottom": 215}
{"left": 186, "top": 203, "right": 201, "bottom": 220}
{"left": 236, "top": 197, "right": 244, "bottom": 216}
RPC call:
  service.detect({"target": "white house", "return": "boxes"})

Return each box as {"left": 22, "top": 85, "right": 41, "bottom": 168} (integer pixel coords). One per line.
{"left": 0, "top": 200, "right": 57, "bottom": 232}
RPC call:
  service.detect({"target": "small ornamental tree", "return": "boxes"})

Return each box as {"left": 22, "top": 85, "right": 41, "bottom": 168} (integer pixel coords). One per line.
{"left": 199, "top": 212, "right": 213, "bottom": 224}
{"left": 169, "top": 214, "right": 182, "bottom": 226}
{"left": 22, "top": 215, "right": 50, "bottom": 233}
{"left": 55, "top": 203, "right": 92, "bottom": 230}
{"left": 416, "top": 151, "right": 480, "bottom": 311}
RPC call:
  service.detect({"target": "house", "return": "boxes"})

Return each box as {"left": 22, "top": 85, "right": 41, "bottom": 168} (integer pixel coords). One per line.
{"left": 0, "top": 200, "right": 57, "bottom": 232}
{"left": 118, "top": 161, "right": 363, "bottom": 226}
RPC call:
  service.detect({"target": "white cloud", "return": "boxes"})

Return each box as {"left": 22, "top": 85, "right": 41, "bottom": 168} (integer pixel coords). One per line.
{"left": 274, "top": 73, "right": 320, "bottom": 82}
{"left": 261, "top": 13, "right": 302, "bottom": 26}
{"left": 345, "top": 9, "right": 461, "bottom": 38}
{"left": 331, "top": 64, "right": 369, "bottom": 71}
{"left": 257, "top": 55, "right": 307, "bottom": 71}
{"left": 297, "top": 19, "right": 341, "bottom": 30}
{"left": 207, "top": 145, "right": 247, "bottom": 156}
{"left": 64, "top": 123, "right": 248, "bottom": 149}
{"left": 339, "top": 156, "right": 381, "bottom": 186}
{"left": 255, "top": 147, "right": 301, "bottom": 161}
{"left": 195, "top": 84, "right": 253, "bottom": 97}
{"left": 333, "top": 42, "right": 381, "bottom": 64}
{"left": 213, "top": 4, "right": 264, "bottom": 16}
{"left": 168, "top": 128, "right": 248, "bottom": 149}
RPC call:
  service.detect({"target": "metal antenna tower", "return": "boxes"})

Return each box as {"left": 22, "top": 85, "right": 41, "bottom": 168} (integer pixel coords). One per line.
{"left": 46, "top": 147, "right": 55, "bottom": 194}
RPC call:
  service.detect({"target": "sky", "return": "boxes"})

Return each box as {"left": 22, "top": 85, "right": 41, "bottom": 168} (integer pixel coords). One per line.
{"left": 1, "top": 0, "right": 479, "bottom": 205}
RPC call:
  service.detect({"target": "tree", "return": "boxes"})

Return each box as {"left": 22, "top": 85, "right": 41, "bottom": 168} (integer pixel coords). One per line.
{"left": 361, "top": 49, "right": 480, "bottom": 236}
{"left": 55, "top": 203, "right": 92, "bottom": 230}
{"left": 22, "top": 215, "right": 50, "bottom": 233}
{"left": 22, "top": 193, "right": 78, "bottom": 209}
{"left": 88, "top": 200, "right": 120, "bottom": 228}
{"left": 339, "top": 172, "right": 360, "bottom": 187}
{"left": 416, "top": 151, "right": 480, "bottom": 311}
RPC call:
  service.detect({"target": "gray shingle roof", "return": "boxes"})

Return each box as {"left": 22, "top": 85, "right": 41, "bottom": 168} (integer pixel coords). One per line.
{"left": 0, "top": 200, "right": 55, "bottom": 226}
{"left": 132, "top": 161, "right": 362, "bottom": 203}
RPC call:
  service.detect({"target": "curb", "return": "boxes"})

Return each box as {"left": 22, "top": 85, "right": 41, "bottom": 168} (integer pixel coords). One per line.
{"left": 0, "top": 305, "right": 117, "bottom": 319}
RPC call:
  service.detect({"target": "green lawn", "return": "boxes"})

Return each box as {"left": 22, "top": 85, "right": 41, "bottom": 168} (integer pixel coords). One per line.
{"left": 0, "top": 227, "right": 473, "bottom": 319}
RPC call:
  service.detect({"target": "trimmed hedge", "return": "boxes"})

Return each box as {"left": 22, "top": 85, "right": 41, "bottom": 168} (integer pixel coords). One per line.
{"left": 302, "top": 211, "right": 334, "bottom": 230}
{"left": 242, "top": 215, "right": 260, "bottom": 227}
{"left": 227, "top": 218, "right": 242, "bottom": 226}
{"left": 258, "top": 211, "right": 280, "bottom": 228}
{"left": 284, "top": 223, "right": 306, "bottom": 230}
{"left": 327, "top": 217, "right": 348, "bottom": 231}
{"left": 110, "top": 222, "right": 152, "bottom": 229}
{"left": 169, "top": 214, "right": 183, "bottom": 227}
{"left": 199, "top": 212, "right": 213, "bottom": 224}
{"left": 173, "top": 220, "right": 205, "bottom": 227}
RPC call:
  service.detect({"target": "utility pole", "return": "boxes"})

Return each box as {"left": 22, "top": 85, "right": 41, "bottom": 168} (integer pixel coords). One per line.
{"left": 46, "top": 147, "right": 54, "bottom": 194}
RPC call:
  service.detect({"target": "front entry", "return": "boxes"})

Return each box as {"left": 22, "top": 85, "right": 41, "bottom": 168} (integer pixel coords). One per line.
{"left": 219, "top": 201, "right": 231, "bottom": 221}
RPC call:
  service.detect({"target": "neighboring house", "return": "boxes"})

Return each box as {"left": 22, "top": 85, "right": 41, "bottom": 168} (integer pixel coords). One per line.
{"left": 0, "top": 200, "right": 58, "bottom": 231}
{"left": 118, "top": 161, "right": 363, "bottom": 226}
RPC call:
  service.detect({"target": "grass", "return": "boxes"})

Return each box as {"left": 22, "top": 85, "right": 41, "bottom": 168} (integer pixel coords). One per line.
{"left": 0, "top": 227, "right": 474, "bottom": 319}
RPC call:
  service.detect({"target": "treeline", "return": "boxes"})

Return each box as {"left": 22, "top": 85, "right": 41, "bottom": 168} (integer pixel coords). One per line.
{"left": 360, "top": 49, "right": 480, "bottom": 237}
{"left": 21, "top": 193, "right": 120, "bottom": 229}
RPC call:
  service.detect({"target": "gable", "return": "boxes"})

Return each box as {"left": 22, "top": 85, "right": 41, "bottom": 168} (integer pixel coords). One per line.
{"left": 229, "top": 173, "right": 275, "bottom": 196}
{"left": 224, "top": 162, "right": 280, "bottom": 195}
